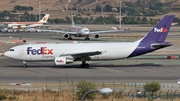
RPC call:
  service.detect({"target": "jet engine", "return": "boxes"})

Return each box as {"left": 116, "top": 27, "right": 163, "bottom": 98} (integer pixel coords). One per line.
{"left": 54, "top": 57, "right": 73, "bottom": 65}
{"left": 17, "top": 25, "right": 23, "bottom": 29}
{"left": 94, "top": 34, "right": 99, "bottom": 38}
{"left": 63, "top": 34, "right": 69, "bottom": 38}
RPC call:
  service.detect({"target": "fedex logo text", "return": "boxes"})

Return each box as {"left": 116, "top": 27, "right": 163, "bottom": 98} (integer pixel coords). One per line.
{"left": 27, "top": 47, "right": 53, "bottom": 55}
{"left": 154, "top": 27, "right": 168, "bottom": 32}
{"left": 56, "top": 60, "right": 64, "bottom": 63}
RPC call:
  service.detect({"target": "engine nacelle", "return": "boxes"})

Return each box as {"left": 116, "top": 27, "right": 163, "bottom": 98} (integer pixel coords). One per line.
{"left": 94, "top": 34, "right": 99, "bottom": 39}
{"left": 63, "top": 34, "right": 69, "bottom": 38}
{"left": 54, "top": 57, "right": 73, "bottom": 66}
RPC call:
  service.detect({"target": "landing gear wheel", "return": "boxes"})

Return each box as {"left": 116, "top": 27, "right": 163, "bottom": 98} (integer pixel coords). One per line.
{"left": 23, "top": 61, "right": 27, "bottom": 68}
{"left": 85, "top": 38, "right": 90, "bottom": 40}
{"left": 80, "top": 63, "right": 89, "bottom": 68}
{"left": 23, "top": 64, "right": 27, "bottom": 68}
{"left": 84, "top": 64, "right": 89, "bottom": 68}
{"left": 68, "top": 38, "right": 72, "bottom": 40}
{"left": 80, "top": 64, "right": 84, "bottom": 68}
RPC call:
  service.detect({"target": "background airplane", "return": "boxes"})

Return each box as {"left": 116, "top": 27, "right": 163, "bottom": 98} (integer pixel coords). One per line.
{"left": 0, "top": 14, "right": 50, "bottom": 30}
{"left": 4, "top": 15, "right": 174, "bottom": 68}
{"left": 43, "top": 15, "right": 125, "bottom": 40}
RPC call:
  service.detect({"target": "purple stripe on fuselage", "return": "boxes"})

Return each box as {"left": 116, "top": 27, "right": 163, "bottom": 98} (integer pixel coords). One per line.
{"left": 128, "top": 42, "right": 154, "bottom": 58}
{"left": 128, "top": 42, "right": 173, "bottom": 58}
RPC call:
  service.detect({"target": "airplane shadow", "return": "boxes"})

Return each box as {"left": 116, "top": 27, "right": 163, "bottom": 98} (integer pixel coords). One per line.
{"left": 49, "top": 37, "right": 108, "bottom": 41}
{"left": 5, "top": 63, "right": 162, "bottom": 69}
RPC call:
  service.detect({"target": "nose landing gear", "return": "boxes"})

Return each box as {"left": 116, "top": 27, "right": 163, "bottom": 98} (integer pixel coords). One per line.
{"left": 23, "top": 61, "right": 27, "bottom": 68}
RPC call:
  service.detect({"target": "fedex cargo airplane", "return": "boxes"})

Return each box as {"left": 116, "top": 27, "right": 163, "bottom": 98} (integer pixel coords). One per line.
{"left": 43, "top": 15, "right": 124, "bottom": 40}
{"left": 1, "top": 14, "right": 49, "bottom": 29}
{"left": 4, "top": 15, "right": 174, "bottom": 68}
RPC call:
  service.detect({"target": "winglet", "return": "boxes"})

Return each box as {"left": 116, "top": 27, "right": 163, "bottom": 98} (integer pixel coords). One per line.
{"left": 38, "top": 14, "right": 50, "bottom": 23}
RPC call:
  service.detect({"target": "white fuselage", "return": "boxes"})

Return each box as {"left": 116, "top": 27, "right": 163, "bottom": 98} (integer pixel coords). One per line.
{"left": 7, "top": 22, "right": 44, "bottom": 29}
{"left": 4, "top": 42, "right": 139, "bottom": 61}
{"left": 70, "top": 26, "right": 90, "bottom": 37}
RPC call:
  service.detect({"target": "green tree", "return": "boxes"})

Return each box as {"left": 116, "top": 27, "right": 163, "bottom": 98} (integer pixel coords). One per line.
{"left": 72, "top": 7, "right": 77, "bottom": 11}
{"left": 12, "top": 10, "right": 16, "bottom": 13}
{"left": 0, "top": 94, "right": 7, "bottom": 100}
{"left": 95, "top": 5, "right": 102, "bottom": 12}
{"left": 103, "top": 4, "right": 112, "bottom": 12}
{"left": 76, "top": 80, "right": 96, "bottom": 100}
{"left": 144, "top": 81, "right": 161, "bottom": 97}
{"left": 29, "top": 6, "right": 34, "bottom": 11}
{"left": 65, "top": 16, "right": 71, "bottom": 23}
{"left": 87, "top": 13, "right": 90, "bottom": 16}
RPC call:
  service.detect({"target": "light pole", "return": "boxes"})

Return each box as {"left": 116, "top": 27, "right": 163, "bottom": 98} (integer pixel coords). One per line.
{"left": 81, "top": 88, "right": 113, "bottom": 101}
{"left": 119, "top": 0, "right": 121, "bottom": 29}
{"left": 39, "top": 0, "right": 41, "bottom": 21}
{"left": 101, "top": 6, "right": 104, "bottom": 24}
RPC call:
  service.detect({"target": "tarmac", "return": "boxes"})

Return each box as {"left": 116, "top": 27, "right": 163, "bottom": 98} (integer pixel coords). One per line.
{"left": 0, "top": 27, "right": 180, "bottom": 91}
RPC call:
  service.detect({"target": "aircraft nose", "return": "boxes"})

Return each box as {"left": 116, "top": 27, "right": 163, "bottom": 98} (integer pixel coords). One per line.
{"left": 84, "top": 30, "right": 90, "bottom": 34}
{"left": 4, "top": 51, "right": 10, "bottom": 57}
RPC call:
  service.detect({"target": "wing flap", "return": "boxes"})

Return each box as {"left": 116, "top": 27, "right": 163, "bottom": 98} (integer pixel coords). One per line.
{"left": 89, "top": 29, "right": 124, "bottom": 34}
{"left": 42, "top": 29, "right": 77, "bottom": 35}
{"left": 60, "top": 51, "right": 102, "bottom": 58}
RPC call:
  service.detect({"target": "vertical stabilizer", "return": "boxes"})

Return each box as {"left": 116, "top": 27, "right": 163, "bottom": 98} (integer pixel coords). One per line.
{"left": 139, "top": 15, "right": 174, "bottom": 43}
{"left": 38, "top": 14, "right": 50, "bottom": 23}
{"left": 128, "top": 15, "right": 174, "bottom": 58}
{"left": 71, "top": 14, "right": 75, "bottom": 26}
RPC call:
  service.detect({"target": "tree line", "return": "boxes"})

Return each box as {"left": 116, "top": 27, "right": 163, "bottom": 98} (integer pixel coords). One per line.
{"left": 13, "top": 5, "right": 33, "bottom": 12}
{"left": 0, "top": 0, "right": 180, "bottom": 25}
{"left": 1, "top": 10, "right": 180, "bottom": 25}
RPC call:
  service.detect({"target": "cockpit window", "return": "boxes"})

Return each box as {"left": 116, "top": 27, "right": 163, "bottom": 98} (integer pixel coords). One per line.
{"left": 84, "top": 30, "right": 89, "bottom": 32}
{"left": 9, "top": 49, "right": 14, "bottom": 51}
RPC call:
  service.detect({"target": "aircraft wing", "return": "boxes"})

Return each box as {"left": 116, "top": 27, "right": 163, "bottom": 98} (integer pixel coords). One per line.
{"left": 42, "top": 29, "right": 78, "bottom": 35}
{"left": 89, "top": 29, "right": 124, "bottom": 34}
{"left": 60, "top": 51, "right": 102, "bottom": 58}
{"left": 42, "top": 29, "right": 66, "bottom": 33}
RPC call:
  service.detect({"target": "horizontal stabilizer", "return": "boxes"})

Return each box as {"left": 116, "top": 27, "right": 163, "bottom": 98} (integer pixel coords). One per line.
{"left": 151, "top": 42, "right": 173, "bottom": 49}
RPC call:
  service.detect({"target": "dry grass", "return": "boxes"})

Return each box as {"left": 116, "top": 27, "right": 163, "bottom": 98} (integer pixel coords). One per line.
{"left": 0, "top": 81, "right": 178, "bottom": 101}
{"left": 1, "top": 89, "right": 179, "bottom": 101}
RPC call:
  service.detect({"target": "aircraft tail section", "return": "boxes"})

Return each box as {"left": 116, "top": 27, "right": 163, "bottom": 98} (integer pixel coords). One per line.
{"left": 128, "top": 15, "right": 174, "bottom": 58}
{"left": 71, "top": 14, "right": 75, "bottom": 26}
{"left": 38, "top": 14, "right": 50, "bottom": 23}
{"left": 139, "top": 15, "right": 174, "bottom": 43}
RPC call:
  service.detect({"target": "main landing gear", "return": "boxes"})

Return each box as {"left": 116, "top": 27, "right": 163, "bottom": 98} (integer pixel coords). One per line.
{"left": 80, "top": 63, "right": 89, "bottom": 68}
{"left": 85, "top": 38, "right": 90, "bottom": 40}
{"left": 23, "top": 61, "right": 27, "bottom": 68}
{"left": 68, "top": 35, "right": 72, "bottom": 40}
{"left": 80, "top": 59, "right": 89, "bottom": 68}
{"left": 85, "top": 36, "right": 90, "bottom": 40}
{"left": 68, "top": 37, "right": 72, "bottom": 40}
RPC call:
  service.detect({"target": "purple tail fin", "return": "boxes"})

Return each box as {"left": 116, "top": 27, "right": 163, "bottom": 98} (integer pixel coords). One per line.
{"left": 140, "top": 15, "right": 175, "bottom": 43}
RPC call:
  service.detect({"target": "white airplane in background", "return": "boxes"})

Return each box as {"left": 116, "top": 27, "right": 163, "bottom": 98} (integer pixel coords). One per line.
{"left": 43, "top": 15, "right": 124, "bottom": 40}
{"left": 0, "top": 14, "right": 50, "bottom": 29}
{"left": 4, "top": 15, "right": 174, "bottom": 68}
